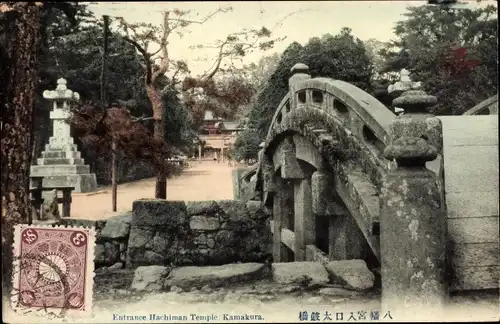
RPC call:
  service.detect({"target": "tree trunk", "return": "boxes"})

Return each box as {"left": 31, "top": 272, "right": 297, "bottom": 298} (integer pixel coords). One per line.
{"left": 146, "top": 84, "right": 167, "bottom": 199}
{"left": 154, "top": 119, "right": 167, "bottom": 199}
{"left": 0, "top": 2, "right": 42, "bottom": 290}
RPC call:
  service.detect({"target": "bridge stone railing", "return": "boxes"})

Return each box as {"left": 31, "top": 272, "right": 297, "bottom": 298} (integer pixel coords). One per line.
{"left": 252, "top": 63, "right": 447, "bottom": 317}
{"left": 463, "top": 94, "right": 498, "bottom": 116}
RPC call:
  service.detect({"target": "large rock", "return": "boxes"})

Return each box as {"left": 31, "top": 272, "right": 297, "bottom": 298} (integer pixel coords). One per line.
{"left": 100, "top": 212, "right": 132, "bottom": 239}
{"left": 164, "top": 263, "right": 267, "bottom": 289}
{"left": 318, "top": 287, "right": 360, "bottom": 297}
{"left": 189, "top": 215, "right": 220, "bottom": 230}
{"left": 325, "top": 259, "right": 375, "bottom": 291}
{"left": 272, "top": 262, "right": 329, "bottom": 286}
{"left": 131, "top": 266, "right": 170, "bottom": 291}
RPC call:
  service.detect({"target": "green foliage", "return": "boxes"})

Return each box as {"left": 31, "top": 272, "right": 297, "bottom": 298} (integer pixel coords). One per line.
{"left": 33, "top": 6, "right": 195, "bottom": 184}
{"left": 161, "top": 88, "right": 195, "bottom": 153}
{"left": 234, "top": 28, "right": 374, "bottom": 159}
{"left": 246, "top": 41, "right": 303, "bottom": 139}
{"left": 47, "top": 25, "right": 148, "bottom": 114}
{"left": 232, "top": 128, "right": 261, "bottom": 161}
{"left": 380, "top": 5, "right": 498, "bottom": 115}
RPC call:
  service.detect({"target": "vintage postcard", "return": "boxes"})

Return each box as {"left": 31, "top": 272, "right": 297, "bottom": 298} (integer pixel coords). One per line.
{"left": 1, "top": 1, "right": 498, "bottom": 323}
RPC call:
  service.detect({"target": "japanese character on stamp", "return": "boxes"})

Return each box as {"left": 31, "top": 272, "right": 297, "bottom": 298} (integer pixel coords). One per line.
{"left": 10, "top": 224, "right": 95, "bottom": 318}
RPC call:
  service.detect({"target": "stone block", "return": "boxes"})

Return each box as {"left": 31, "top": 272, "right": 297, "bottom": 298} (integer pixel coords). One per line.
{"left": 311, "top": 171, "right": 331, "bottom": 215}
{"left": 318, "top": 287, "right": 361, "bottom": 297}
{"left": 325, "top": 259, "right": 375, "bottom": 291}
{"left": 186, "top": 201, "right": 218, "bottom": 215}
{"left": 101, "top": 213, "right": 132, "bottom": 239}
{"left": 40, "top": 174, "right": 97, "bottom": 193}
{"left": 189, "top": 215, "right": 220, "bottom": 230}
{"left": 164, "top": 263, "right": 267, "bottom": 289}
{"left": 294, "top": 134, "right": 324, "bottom": 169}
{"left": 45, "top": 143, "right": 78, "bottom": 151}
{"left": 215, "top": 230, "right": 236, "bottom": 246}
{"left": 31, "top": 164, "right": 90, "bottom": 175}
{"left": 127, "top": 226, "right": 155, "bottom": 249}
{"left": 272, "top": 262, "right": 329, "bottom": 286}
{"left": 218, "top": 200, "right": 248, "bottom": 222}
{"left": 107, "top": 212, "right": 133, "bottom": 224}
{"left": 280, "top": 150, "right": 305, "bottom": 179}
{"left": 150, "top": 232, "right": 171, "bottom": 254}
{"left": 42, "top": 150, "right": 81, "bottom": 159}
{"left": 37, "top": 158, "right": 84, "bottom": 165}
{"left": 132, "top": 200, "right": 187, "bottom": 226}
{"left": 131, "top": 266, "right": 170, "bottom": 291}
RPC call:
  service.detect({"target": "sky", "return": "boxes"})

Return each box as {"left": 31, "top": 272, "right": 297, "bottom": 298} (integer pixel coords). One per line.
{"left": 87, "top": 1, "right": 494, "bottom": 77}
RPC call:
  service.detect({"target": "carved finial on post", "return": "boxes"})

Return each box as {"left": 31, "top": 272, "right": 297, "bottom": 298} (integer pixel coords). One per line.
{"left": 289, "top": 63, "right": 311, "bottom": 108}
{"left": 290, "top": 63, "right": 310, "bottom": 75}
{"left": 384, "top": 89, "right": 439, "bottom": 168}
{"left": 388, "top": 69, "right": 422, "bottom": 115}
{"left": 380, "top": 77, "right": 447, "bottom": 318}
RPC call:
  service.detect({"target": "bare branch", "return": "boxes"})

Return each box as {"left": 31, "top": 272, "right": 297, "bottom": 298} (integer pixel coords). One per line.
{"left": 169, "top": 7, "right": 231, "bottom": 25}
{"left": 201, "top": 40, "right": 229, "bottom": 80}
{"left": 132, "top": 116, "right": 154, "bottom": 122}
{"left": 151, "top": 11, "right": 171, "bottom": 83}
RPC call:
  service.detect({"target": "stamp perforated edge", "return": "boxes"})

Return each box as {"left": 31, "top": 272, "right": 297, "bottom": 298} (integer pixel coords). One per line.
{"left": 10, "top": 223, "right": 96, "bottom": 320}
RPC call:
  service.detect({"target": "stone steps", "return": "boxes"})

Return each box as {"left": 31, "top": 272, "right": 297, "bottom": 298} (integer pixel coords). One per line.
{"left": 31, "top": 164, "right": 90, "bottom": 175}
{"left": 49, "top": 136, "right": 74, "bottom": 145}
{"left": 45, "top": 143, "right": 78, "bottom": 152}
{"left": 42, "top": 151, "right": 81, "bottom": 159}
{"left": 131, "top": 261, "right": 375, "bottom": 293}
{"left": 37, "top": 158, "right": 84, "bottom": 165}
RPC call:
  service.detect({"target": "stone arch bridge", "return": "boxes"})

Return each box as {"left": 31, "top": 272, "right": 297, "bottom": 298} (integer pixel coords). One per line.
{"left": 239, "top": 63, "right": 498, "bottom": 309}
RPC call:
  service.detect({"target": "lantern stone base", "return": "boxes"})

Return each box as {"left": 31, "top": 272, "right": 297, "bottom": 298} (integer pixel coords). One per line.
{"left": 35, "top": 174, "right": 97, "bottom": 193}
{"left": 30, "top": 136, "right": 98, "bottom": 193}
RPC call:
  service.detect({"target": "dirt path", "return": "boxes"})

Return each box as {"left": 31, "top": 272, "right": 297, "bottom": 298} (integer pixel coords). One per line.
{"left": 70, "top": 161, "right": 239, "bottom": 220}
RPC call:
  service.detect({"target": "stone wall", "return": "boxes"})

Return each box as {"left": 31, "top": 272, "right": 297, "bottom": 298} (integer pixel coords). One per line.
{"left": 58, "top": 199, "right": 271, "bottom": 269}
{"left": 59, "top": 213, "right": 132, "bottom": 268}
{"left": 127, "top": 199, "right": 272, "bottom": 268}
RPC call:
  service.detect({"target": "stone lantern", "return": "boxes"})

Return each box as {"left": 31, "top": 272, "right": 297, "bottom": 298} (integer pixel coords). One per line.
{"left": 388, "top": 69, "right": 422, "bottom": 115}
{"left": 30, "top": 78, "right": 97, "bottom": 193}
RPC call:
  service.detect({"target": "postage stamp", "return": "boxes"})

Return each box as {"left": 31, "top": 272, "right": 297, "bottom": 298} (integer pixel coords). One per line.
{"left": 10, "top": 224, "right": 95, "bottom": 318}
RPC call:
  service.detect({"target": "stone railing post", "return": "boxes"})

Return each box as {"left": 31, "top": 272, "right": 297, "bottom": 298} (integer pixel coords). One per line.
{"left": 289, "top": 63, "right": 311, "bottom": 108}
{"left": 380, "top": 88, "right": 447, "bottom": 319}
{"left": 272, "top": 176, "right": 294, "bottom": 262}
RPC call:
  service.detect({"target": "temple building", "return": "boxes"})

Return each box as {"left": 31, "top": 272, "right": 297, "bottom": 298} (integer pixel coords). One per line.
{"left": 196, "top": 110, "right": 244, "bottom": 162}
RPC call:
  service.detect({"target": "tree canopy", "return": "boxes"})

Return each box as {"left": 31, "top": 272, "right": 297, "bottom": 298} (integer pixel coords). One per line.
{"left": 28, "top": 4, "right": 195, "bottom": 184}
{"left": 379, "top": 4, "right": 498, "bottom": 115}
{"left": 233, "top": 28, "right": 374, "bottom": 161}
